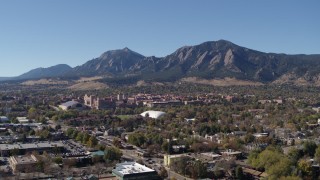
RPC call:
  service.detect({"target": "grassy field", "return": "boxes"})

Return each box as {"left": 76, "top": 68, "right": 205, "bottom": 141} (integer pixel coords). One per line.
{"left": 116, "top": 115, "right": 135, "bottom": 120}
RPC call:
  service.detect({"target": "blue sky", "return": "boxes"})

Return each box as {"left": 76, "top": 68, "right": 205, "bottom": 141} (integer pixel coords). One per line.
{"left": 0, "top": 0, "right": 319, "bottom": 77}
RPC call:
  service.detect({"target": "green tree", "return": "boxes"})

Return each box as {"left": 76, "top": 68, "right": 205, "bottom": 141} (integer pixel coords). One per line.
{"left": 88, "top": 136, "right": 98, "bottom": 147}
{"left": 28, "top": 107, "right": 37, "bottom": 119}
{"left": 52, "top": 115, "right": 59, "bottom": 121}
{"left": 171, "top": 156, "right": 189, "bottom": 175}
{"left": 76, "top": 132, "right": 84, "bottom": 142}
{"left": 235, "top": 166, "right": 244, "bottom": 180}
{"left": 161, "top": 141, "right": 170, "bottom": 153}
{"left": 247, "top": 149, "right": 260, "bottom": 165}
{"left": 82, "top": 133, "right": 90, "bottom": 144}
{"left": 66, "top": 128, "right": 74, "bottom": 137}
{"left": 35, "top": 160, "right": 44, "bottom": 172}
{"left": 250, "top": 149, "right": 280, "bottom": 170}
{"left": 302, "top": 141, "right": 317, "bottom": 157}
{"left": 297, "top": 158, "right": 312, "bottom": 177}
{"left": 249, "top": 148, "right": 292, "bottom": 178}
{"left": 29, "top": 129, "right": 35, "bottom": 136}
{"left": 314, "top": 145, "right": 320, "bottom": 164}
{"left": 10, "top": 148, "right": 20, "bottom": 156}
{"left": 97, "top": 144, "right": 106, "bottom": 151}
{"left": 191, "top": 160, "right": 207, "bottom": 178}
{"left": 11, "top": 118, "right": 18, "bottom": 124}
{"left": 244, "top": 133, "right": 255, "bottom": 143}
{"left": 279, "top": 176, "right": 301, "bottom": 180}
{"left": 71, "top": 130, "right": 78, "bottom": 139}
{"left": 104, "top": 147, "right": 122, "bottom": 162}
{"left": 267, "top": 157, "right": 292, "bottom": 179}
{"left": 287, "top": 147, "right": 303, "bottom": 165}
{"left": 53, "top": 157, "right": 63, "bottom": 164}
{"left": 128, "top": 133, "right": 145, "bottom": 147}
{"left": 40, "top": 129, "right": 50, "bottom": 139}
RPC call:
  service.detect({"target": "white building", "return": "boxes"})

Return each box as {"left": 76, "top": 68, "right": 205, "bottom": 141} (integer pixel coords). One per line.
{"left": 112, "top": 162, "right": 159, "bottom": 180}
{"left": 0, "top": 116, "right": 9, "bottom": 122}
{"left": 59, "top": 101, "right": 82, "bottom": 111}
{"left": 140, "top": 110, "right": 166, "bottom": 119}
{"left": 16, "top": 117, "right": 30, "bottom": 124}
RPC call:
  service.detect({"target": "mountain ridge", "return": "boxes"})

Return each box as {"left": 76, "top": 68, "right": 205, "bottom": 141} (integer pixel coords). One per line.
{"left": 2, "top": 40, "right": 320, "bottom": 85}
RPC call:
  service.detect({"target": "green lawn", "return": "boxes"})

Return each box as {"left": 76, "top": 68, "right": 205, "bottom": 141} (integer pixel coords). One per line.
{"left": 116, "top": 115, "right": 134, "bottom": 120}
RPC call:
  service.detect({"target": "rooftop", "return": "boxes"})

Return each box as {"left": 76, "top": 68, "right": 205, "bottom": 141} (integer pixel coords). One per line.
{"left": 91, "top": 150, "right": 104, "bottom": 156}
{"left": 140, "top": 110, "right": 166, "bottom": 119}
{"left": 0, "top": 116, "right": 9, "bottom": 120}
{"left": 166, "top": 154, "right": 189, "bottom": 158}
{"left": 113, "top": 162, "right": 155, "bottom": 176}
{"left": 60, "top": 101, "right": 79, "bottom": 107}
{"left": 201, "top": 152, "right": 222, "bottom": 158}
{"left": 0, "top": 142, "right": 64, "bottom": 151}
{"left": 11, "top": 155, "right": 38, "bottom": 164}
{"left": 221, "top": 150, "right": 242, "bottom": 155}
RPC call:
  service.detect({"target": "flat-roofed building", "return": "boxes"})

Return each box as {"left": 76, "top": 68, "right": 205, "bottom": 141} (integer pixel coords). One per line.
{"left": 0, "top": 142, "right": 64, "bottom": 156}
{"left": 146, "top": 101, "right": 182, "bottom": 108}
{"left": 221, "top": 149, "right": 242, "bottom": 159}
{"left": 9, "top": 154, "right": 38, "bottom": 173}
{"left": 200, "top": 152, "right": 222, "bottom": 161}
{"left": 112, "top": 162, "right": 159, "bottom": 180}
{"left": 0, "top": 116, "right": 9, "bottom": 122}
{"left": 164, "top": 154, "right": 189, "bottom": 167}
{"left": 17, "top": 117, "right": 30, "bottom": 123}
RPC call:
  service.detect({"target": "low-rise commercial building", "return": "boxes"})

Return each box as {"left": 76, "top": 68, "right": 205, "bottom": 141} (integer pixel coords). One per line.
{"left": 9, "top": 154, "right": 38, "bottom": 173}
{"left": 221, "top": 149, "right": 242, "bottom": 159}
{"left": 112, "top": 162, "right": 159, "bottom": 180}
{"left": 17, "top": 117, "right": 30, "bottom": 123}
{"left": 0, "top": 116, "right": 9, "bottom": 122}
{"left": 0, "top": 142, "right": 64, "bottom": 156}
{"left": 164, "top": 154, "right": 189, "bottom": 167}
{"left": 200, "top": 152, "right": 222, "bottom": 161}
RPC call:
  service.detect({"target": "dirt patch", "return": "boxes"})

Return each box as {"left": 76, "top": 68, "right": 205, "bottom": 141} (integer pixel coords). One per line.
{"left": 136, "top": 80, "right": 164, "bottom": 86}
{"left": 181, "top": 77, "right": 263, "bottom": 86}
{"left": 76, "top": 76, "right": 104, "bottom": 82}
{"left": 68, "top": 81, "right": 108, "bottom": 91}
{"left": 272, "top": 73, "right": 320, "bottom": 86}
{"left": 21, "top": 79, "right": 69, "bottom": 85}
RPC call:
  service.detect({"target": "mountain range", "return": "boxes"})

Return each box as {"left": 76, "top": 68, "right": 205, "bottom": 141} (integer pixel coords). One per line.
{"left": 2, "top": 40, "right": 320, "bottom": 85}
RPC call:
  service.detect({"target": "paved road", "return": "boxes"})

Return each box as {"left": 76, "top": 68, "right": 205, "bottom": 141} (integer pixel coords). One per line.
{"left": 166, "top": 168, "right": 194, "bottom": 180}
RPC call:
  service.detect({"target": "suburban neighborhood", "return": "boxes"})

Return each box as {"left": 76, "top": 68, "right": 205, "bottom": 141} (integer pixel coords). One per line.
{"left": 0, "top": 83, "right": 320, "bottom": 180}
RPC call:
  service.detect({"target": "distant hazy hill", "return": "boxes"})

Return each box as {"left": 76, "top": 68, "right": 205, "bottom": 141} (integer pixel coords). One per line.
{"left": 0, "top": 77, "right": 12, "bottom": 81}
{"left": 17, "top": 64, "right": 72, "bottom": 80}
{"left": 2, "top": 40, "right": 320, "bottom": 85}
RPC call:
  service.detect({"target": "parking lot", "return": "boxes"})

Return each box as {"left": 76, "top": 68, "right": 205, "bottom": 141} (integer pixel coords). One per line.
{"left": 61, "top": 139, "right": 87, "bottom": 157}
{"left": 0, "top": 157, "right": 12, "bottom": 175}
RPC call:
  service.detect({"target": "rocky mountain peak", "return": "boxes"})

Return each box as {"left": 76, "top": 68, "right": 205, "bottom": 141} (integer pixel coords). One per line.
{"left": 3, "top": 40, "right": 320, "bottom": 86}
